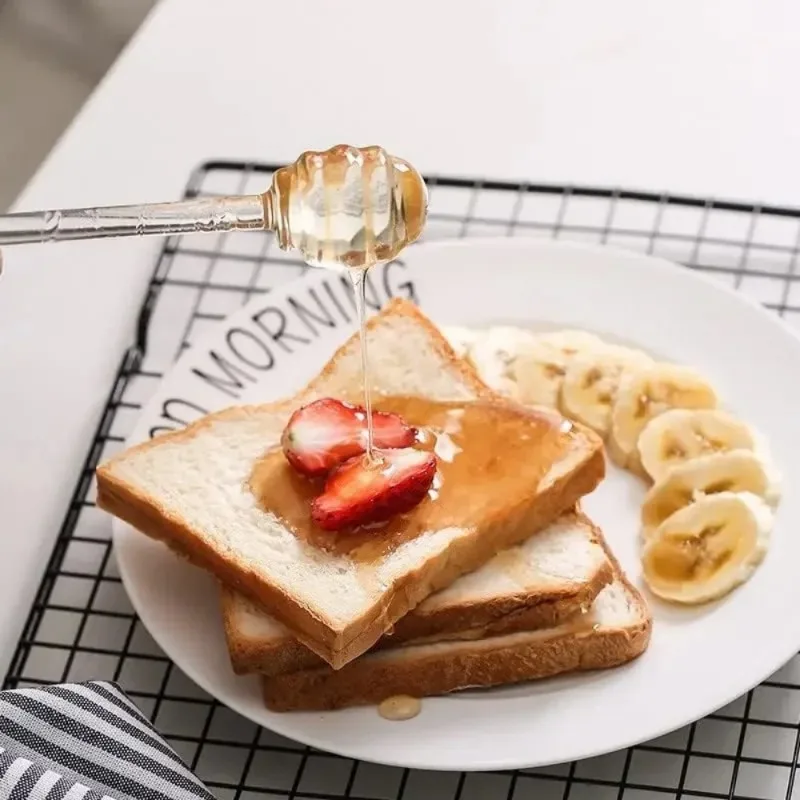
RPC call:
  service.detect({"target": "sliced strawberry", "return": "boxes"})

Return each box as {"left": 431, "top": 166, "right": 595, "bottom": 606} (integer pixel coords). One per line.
{"left": 281, "top": 398, "right": 416, "bottom": 477}
{"left": 371, "top": 410, "right": 419, "bottom": 448}
{"left": 311, "top": 448, "right": 436, "bottom": 531}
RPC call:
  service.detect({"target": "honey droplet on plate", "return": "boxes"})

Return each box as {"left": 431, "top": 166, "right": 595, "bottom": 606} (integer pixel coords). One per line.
{"left": 378, "top": 694, "right": 421, "bottom": 721}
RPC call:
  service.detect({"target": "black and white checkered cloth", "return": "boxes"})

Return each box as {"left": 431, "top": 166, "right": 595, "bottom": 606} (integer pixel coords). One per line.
{"left": 0, "top": 681, "right": 214, "bottom": 800}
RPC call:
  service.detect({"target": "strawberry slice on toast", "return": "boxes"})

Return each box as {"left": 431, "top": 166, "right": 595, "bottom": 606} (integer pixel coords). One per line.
{"left": 312, "top": 448, "right": 437, "bottom": 531}
{"left": 281, "top": 398, "right": 416, "bottom": 477}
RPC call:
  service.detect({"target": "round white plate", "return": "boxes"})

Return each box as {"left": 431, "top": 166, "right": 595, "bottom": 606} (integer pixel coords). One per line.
{"left": 113, "top": 238, "right": 800, "bottom": 771}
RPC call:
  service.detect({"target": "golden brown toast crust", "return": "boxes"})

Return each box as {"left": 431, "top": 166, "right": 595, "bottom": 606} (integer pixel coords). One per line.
{"left": 97, "top": 299, "right": 605, "bottom": 669}
{"left": 260, "top": 544, "right": 652, "bottom": 711}
{"left": 223, "top": 509, "right": 615, "bottom": 677}
{"left": 262, "top": 611, "right": 651, "bottom": 711}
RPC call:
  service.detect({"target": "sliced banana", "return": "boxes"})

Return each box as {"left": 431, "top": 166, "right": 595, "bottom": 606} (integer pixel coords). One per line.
{"left": 641, "top": 491, "right": 772, "bottom": 604}
{"left": 467, "top": 326, "right": 538, "bottom": 399}
{"left": 638, "top": 408, "right": 756, "bottom": 483}
{"left": 534, "top": 329, "right": 605, "bottom": 358}
{"left": 512, "top": 330, "right": 608, "bottom": 407}
{"left": 467, "top": 327, "right": 603, "bottom": 407}
{"left": 506, "top": 340, "right": 569, "bottom": 408}
{"left": 641, "top": 450, "right": 781, "bottom": 535}
{"left": 560, "top": 345, "right": 653, "bottom": 436}
{"left": 441, "top": 325, "right": 480, "bottom": 361}
{"left": 608, "top": 363, "right": 718, "bottom": 475}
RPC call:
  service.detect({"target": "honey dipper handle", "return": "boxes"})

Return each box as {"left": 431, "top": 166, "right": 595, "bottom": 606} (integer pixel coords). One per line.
{"left": 0, "top": 194, "right": 269, "bottom": 246}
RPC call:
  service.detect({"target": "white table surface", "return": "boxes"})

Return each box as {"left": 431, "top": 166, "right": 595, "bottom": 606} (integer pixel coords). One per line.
{"left": 1, "top": 0, "right": 799, "bottom": 675}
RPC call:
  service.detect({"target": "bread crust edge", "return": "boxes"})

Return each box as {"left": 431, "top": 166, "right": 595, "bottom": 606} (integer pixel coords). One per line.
{"left": 260, "top": 540, "right": 652, "bottom": 711}
{"left": 222, "top": 508, "right": 615, "bottom": 676}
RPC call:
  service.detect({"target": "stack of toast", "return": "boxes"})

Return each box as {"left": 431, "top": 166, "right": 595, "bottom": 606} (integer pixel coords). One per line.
{"left": 96, "top": 299, "right": 651, "bottom": 712}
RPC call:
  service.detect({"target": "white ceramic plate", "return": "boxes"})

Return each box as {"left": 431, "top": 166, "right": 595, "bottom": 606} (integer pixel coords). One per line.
{"left": 113, "top": 238, "right": 800, "bottom": 771}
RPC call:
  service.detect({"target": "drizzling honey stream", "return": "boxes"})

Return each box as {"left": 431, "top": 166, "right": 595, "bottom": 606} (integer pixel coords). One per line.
{"left": 266, "top": 145, "right": 428, "bottom": 457}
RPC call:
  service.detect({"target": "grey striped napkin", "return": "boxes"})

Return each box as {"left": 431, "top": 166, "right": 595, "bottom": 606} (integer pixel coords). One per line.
{"left": 0, "top": 681, "right": 214, "bottom": 800}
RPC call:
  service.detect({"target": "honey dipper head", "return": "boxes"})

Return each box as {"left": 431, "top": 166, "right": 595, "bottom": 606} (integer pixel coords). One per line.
{"left": 266, "top": 144, "right": 428, "bottom": 268}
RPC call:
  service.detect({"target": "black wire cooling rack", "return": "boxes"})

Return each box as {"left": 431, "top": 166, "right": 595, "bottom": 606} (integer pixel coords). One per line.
{"left": 6, "top": 160, "right": 800, "bottom": 800}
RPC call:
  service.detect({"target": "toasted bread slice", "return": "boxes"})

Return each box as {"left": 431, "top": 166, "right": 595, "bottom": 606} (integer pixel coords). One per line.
{"left": 223, "top": 508, "right": 613, "bottom": 676}
{"left": 261, "top": 550, "right": 651, "bottom": 712}
{"left": 96, "top": 299, "right": 604, "bottom": 668}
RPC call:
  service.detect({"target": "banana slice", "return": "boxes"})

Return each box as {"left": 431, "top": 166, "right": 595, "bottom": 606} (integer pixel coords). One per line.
{"left": 441, "top": 325, "right": 480, "bottom": 361}
{"left": 511, "top": 330, "right": 608, "bottom": 407}
{"left": 641, "top": 450, "right": 781, "bottom": 535}
{"left": 508, "top": 340, "right": 569, "bottom": 408}
{"left": 638, "top": 408, "right": 756, "bottom": 483}
{"left": 608, "top": 363, "right": 718, "bottom": 475}
{"left": 467, "top": 327, "right": 604, "bottom": 407}
{"left": 560, "top": 345, "right": 653, "bottom": 436}
{"left": 467, "top": 326, "right": 539, "bottom": 399}
{"left": 641, "top": 491, "right": 772, "bottom": 604}
{"left": 535, "top": 330, "right": 605, "bottom": 358}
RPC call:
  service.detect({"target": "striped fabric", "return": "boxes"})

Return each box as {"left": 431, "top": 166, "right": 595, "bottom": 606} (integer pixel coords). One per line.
{"left": 0, "top": 681, "right": 214, "bottom": 800}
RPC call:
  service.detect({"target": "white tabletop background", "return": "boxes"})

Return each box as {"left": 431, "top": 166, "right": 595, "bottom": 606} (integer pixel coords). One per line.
{"left": 1, "top": 0, "right": 799, "bottom": 674}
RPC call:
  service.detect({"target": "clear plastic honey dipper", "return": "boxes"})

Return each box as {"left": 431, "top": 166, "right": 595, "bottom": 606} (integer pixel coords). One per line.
{"left": 0, "top": 144, "right": 428, "bottom": 271}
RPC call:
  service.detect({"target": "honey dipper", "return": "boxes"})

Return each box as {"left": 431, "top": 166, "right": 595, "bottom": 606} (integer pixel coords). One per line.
{"left": 0, "top": 145, "right": 428, "bottom": 271}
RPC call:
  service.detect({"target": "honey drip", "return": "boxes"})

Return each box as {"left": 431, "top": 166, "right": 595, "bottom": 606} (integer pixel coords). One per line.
{"left": 264, "top": 145, "right": 428, "bottom": 458}
{"left": 378, "top": 695, "right": 421, "bottom": 721}
{"left": 351, "top": 269, "right": 375, "bottom": 457}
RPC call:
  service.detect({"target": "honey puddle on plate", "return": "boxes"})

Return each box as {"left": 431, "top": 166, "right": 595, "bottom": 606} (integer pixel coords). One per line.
{"left": 378, "top": 695, "right": 421, "bottom": 721}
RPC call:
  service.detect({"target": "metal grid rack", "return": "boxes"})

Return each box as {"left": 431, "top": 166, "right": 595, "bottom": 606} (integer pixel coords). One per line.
{"left": 6, "top": 160, "right": 800, "bottom": 800}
